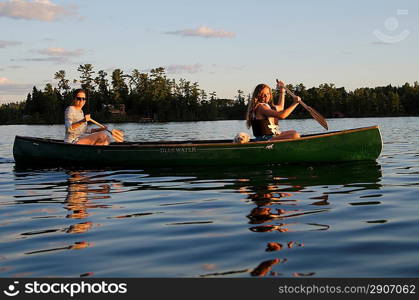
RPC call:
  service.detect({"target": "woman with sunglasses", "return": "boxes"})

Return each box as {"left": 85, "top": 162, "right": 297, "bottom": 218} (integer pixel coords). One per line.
{"left": 64, "top": 89, "right": 110, "bottom": 145}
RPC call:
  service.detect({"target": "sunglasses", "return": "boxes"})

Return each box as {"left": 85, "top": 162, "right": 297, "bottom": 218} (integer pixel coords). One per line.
{"left": 76, "top": 97, "right": 86, "bottom": 101}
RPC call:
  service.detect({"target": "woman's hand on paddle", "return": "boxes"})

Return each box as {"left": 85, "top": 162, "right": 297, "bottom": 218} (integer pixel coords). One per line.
{"left": 276, "top": 80, "right": 285, "bottom": 90}
{"left": 293, "top": 96, "right": 301, "bottom": 104}
{"left": 84, "top": 114, "right": 91, "bottom": 122}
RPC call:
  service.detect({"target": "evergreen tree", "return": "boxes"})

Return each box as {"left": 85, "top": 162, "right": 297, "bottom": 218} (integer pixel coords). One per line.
{"left": 77, "top": 64, "right": 95, "bottom": 95}
{"left": 54, "top": 70, "right": 71, "bottom": 96}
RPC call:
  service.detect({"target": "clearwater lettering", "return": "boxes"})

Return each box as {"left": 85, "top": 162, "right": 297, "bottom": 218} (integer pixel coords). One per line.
{"left": 160, "top": 147, "right": 197, "bottom": 153}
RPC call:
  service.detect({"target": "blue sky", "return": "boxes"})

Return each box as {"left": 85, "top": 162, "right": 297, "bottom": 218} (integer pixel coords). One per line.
{"left": 1, "top": 0, "right": 418, "bottom": 104}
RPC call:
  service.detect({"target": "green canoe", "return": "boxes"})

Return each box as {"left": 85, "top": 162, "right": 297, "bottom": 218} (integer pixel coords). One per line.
{"left": 13, "top": 126, "right": 382, "bottom": 167}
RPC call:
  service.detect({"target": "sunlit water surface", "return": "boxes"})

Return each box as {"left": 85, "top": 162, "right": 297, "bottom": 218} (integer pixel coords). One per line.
{"left": 0, "top": 118, "right": 418, "bottom": 277}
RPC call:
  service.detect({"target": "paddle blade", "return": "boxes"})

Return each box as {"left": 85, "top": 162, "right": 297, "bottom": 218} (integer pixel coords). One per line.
{"left": 280, "top": 82, "right": 329, "bottom": 130}
{"left": 305, "top": 105, "right": 328, "bottom": 130}
{"left": 112, "top": 134, "right": 124, "bottom": 143}
{"left": 297, "top": 100, "right": 328, "bottom": 130}
{"left": 112, "top": 129, "right": 124, "bottom": 137}
{"left": 111, "top": 129, "right": 124, "bottom": 143}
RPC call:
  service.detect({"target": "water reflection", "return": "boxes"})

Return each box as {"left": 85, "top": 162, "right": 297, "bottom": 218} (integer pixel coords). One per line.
{"left": 251, "top": 258, "right": 284, "bottom": 276}
{"left": 242, "top": 184, "right": 327, "bottom": 277}
{"left": 244, "top": 185, "right": 329, "bottom": 230}
{"left": 10, "top": 170, "right": 119, "bottom": 261}
{"left": 65, "top": 171, "right": 112, "bottom": 234}
{"left": 11, "top": 161, "right": 382, "bottom": 277}
{"left": 25, "top": 241, "right": 91, "bottom": 255}
{"left": 169, "top": 161, "right": 382, "bottom": 278}
{"left": 245, "top": 162, "right": 381, "bottom": 277}
{"left": 66, "top": 170, "right": 121, "bottom": 235}
{"left": 65, "top": 170, "right": 118, "bottom": 235}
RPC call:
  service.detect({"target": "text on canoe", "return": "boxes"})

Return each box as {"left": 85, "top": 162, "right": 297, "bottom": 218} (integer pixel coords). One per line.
{"left": 160, "top": 147, "right": 197, "bottom": 153}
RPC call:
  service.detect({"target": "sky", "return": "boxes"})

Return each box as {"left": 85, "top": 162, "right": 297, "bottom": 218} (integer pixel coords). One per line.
{"left": 1, "top": 0, "right": 419, "bottom": 104}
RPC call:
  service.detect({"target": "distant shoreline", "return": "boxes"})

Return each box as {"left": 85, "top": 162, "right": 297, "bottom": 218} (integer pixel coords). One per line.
{"left": 1, "top": 114, "right": 418, "bottom": 126}
{"left": 1, "top": 66, "right": 418, "bottom": 126}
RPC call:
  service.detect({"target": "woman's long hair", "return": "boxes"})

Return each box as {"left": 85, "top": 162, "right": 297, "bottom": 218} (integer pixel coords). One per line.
{"left": 245, "top": 83, "right": 272, "bottom": 128}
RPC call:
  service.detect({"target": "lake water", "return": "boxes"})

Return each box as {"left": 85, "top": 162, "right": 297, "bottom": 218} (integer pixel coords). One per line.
{"left": 0, "top": 117, "right": 418, "bottom": 277}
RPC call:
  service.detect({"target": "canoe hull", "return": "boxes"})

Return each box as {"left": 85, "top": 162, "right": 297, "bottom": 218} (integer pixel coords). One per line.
{"left": 13, "top": 126, "right": 382, "bottom": 167}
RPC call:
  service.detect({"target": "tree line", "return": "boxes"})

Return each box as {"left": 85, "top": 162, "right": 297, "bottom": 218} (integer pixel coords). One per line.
{"left": 1, "top": 64, "right": 419, "bottom": 125}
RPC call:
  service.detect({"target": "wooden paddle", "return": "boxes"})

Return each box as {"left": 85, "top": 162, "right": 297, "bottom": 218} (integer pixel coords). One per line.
{"left": 89, "top": 119, "right": 125, "bottom": 143}
{"left": 276, "top": 79, "right": 329, "bottom": 130}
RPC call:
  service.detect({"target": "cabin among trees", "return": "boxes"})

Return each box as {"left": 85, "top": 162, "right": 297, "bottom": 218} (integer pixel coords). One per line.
{"left": 103, "top": 104, "right": 126, "bottom": 116}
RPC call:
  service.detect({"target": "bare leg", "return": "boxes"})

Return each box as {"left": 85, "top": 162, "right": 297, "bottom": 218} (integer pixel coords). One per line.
{"left": 271, "top": 130, "right": 300, "bottom": 141}
{"left": 76, "top": 132, "right": 110, "bottom": 145}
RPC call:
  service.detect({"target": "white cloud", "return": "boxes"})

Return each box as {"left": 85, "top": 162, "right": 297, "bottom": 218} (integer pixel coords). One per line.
{"left": 11, "top": 56, "right": 69, "bottom": 63}
{"left": 0, "top": 40, "right": 21, "bottom": 48}
{"left": 0, "top": 77, "right": 32, "bottom": 95}
{"left": 10, "top": 47, "right": 85, "bottom": 64}
{"left": 211, "top": 64, "right": 246, "bottom": 72}
{"left": 0, "top": 77, "right": 11, "bottom": 84}
{"left": 166, "top": 26, "right": 235, "bottom": 38}
{"left": 37, "top": 47, "right": 84, "bottom": 57}
{"left": 0, "top": 0, "right": 78, "bottom": 22}
{"left": 142, "top": 63, "right": 204, "bottom": 74}
{"left": 165, "top": 63, "right": 203, "bottom": 74}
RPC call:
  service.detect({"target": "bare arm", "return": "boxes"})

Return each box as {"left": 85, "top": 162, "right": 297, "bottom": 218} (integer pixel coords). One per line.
{"left": 70, "top": 114, "right": 90, "bottom": 130}
{"left": 256, "top": 98, "right": 300, "bottom": 120}
{"left": 273, "top": 80, "right": 286, "bottom": 111}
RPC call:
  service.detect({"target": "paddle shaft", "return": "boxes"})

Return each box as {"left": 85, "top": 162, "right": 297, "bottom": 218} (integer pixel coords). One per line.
{"left": 276, "top": 80, "right": 328, "bottom": 130}
{"left": 286, "top": 87, "right": 328, "bottom": 130}
{"left": 282, "top": 86, "right": 311, "bottom": 111}
{"left": 89, "top": 119, "right": 112, "bottom": 134}
{"left": 89, "top": 118, "right": 124, "bottom": 142}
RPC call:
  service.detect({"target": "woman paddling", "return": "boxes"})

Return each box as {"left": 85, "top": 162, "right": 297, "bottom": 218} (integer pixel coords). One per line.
{"left": 64, "top": 89, "right": 110, "bottom": 145}
{"left": 246, "top": 80, "right": 301, "bottom": 141}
